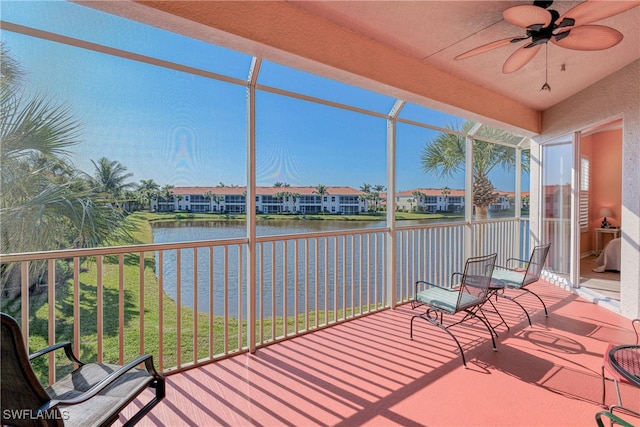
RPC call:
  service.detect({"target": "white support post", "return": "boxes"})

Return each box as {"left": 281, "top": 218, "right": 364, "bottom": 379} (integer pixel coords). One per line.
{"left": 386, "top": 100, "right": 404, "bottom": 308}
{"left": 465, "top": 123, "right": 481, "bottom": 259}
{"left": 246, "top": 57, "right": 260, "bottom": 353}
{"left": 514, "top": 144, "right": 523, "bottom": 260}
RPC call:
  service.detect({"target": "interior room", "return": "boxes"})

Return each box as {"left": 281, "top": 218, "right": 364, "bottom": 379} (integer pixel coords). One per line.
{"left": 579, "top": 120, "right": 623, "bottom": 300}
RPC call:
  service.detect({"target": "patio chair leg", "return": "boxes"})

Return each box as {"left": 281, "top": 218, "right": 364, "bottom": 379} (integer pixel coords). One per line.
{"left": 410, "top": 314, "right": 468, "bottom": 368}
{"left": 463, "top": 308, "right": 497, "bottom": 351}
{"left": 478, "top": 298, "right": 509, "bottom": 336}
{"left": 521, "top": 288, "right": 548, "bottom": 317}
{"left": 601, "top": 366, "right": 608, "bottom": 408}
{"left": 497, "top": 293, "right": 532, "bottom": 326}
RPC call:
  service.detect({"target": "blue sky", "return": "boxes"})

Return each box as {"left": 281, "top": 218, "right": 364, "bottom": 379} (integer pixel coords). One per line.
{"left": 2, "top": 1, "right": 529, "bottom": 193}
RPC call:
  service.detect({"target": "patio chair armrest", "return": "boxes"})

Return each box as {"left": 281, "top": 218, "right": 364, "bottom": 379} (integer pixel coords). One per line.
{"left": 415, "top": 280, "right": 452, "bottom": 295}
{"left": 450, "top": 272, "right": 463, "bottom": 289}
{"left": 29, "top": 342, "right": 84, "bottom": 366}
{"left": 40, "top": 354, "right": 163, "bottom": 410}
{"left": 505, "top": 257, "right": 529, "bottom": 269}
{"left": 595, "top": 411, "right": 634, "bottom": 427}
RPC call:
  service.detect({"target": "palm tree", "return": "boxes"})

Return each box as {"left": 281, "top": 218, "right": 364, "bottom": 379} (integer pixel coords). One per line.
{"left": 313, "top": 184, "right": 329, "bottom": 214}
{"left": 369, "top": 184, "right": 385, "bottom": 211}
{"left": 289, "top": 192, "right": 300, "bottom": 213}
{"left": 421, "top": 121, "right": 527, "bottom": 219}
{"left": 137, "top": 179, "right": 160, "bottom": 211}
{"left": 274, "top": 191, "right": 288, "bottom": 213}
{"left": 441, "top": 186, "right": 451, "bottom": 212}
{"left": 213, "top": 194, "right": 224, "bottom": 212}
{"left": 1, "top": 45, "right": 134, "bottom": 294}
{"left": 412, "top": 190, "right": 424, "bottom": 212}
{"left": 91, "top": 157, "right": 135, "bottom": 204}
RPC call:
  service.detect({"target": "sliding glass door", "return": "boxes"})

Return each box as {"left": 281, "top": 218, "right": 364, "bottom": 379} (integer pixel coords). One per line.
{"left": 541, "top": 140, "right": 573, "bottom": 276}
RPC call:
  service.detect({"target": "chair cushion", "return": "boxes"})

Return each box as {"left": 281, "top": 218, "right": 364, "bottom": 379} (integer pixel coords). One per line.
{"left": 492, "top": 268, "right": 527, "bottom": 289}
{"left": 46, "top": 363, "right": 154, "bottom": 427}
{"left": 416, "top": 287, "right": 481, "bottom": 313}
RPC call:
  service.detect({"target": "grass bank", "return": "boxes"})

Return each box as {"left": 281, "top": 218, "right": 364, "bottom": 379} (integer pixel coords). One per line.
{"left": 4, "top": 212, "right": 385, "bottom": 379}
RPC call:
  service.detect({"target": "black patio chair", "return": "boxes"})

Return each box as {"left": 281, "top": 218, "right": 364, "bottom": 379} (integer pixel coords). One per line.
{"left": 491, "top": 243, "right": 551, "bottom": 326}
{"left": 601, "top": 318, "right": 640, "bottom": 418}
{"left": 1, "top": 312, "right": 165, "bottom": 427}
{"left": 410, "top": 253, "right": 497, "bottom": 368}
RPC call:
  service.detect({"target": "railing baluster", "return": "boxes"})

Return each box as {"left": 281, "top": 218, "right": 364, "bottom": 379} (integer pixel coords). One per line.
{"left": 193, "top": 247, "right": 198, "bottom": 365}
{"left": 350, "top": 235, "right": 355, "bottom": 318}
{"left": 259, "top": 243, "right": 264, "bottom": 344}
{"left": 283, "top": 241, "right": 288, "bottom": 336}
{"left": 238, "top": 245, "right": 243, "bottom": 349}
{"left": 176, "top": 249, "right": 181, "bottom": 367}
{"left": 73, "top": 257, "right": 80, "bottom": 361}
{"left": 159, "top": 250, "right": 164, "bottom": 371}
{"left": 97, "top": 255, "right": 103, "bottom": 364}
{"left": 139, "top": 251, "right": 146, "bottom": 356}
{"left": 314, "top": 238, "right": 319, "bottom": 329}
{"left": 47, "top": 258, "right": 56, "bottom": 384}
{"left": 271, "top": 241, "right": 276, "bottom": 341}
{"left": 331, "top": 236, "right": 340, "bottom": 323}
{"left": 223, "top": 245, "right": 228, "bottom": 354}
{"left": 21, "top": 261, "right": 29, "bottom": 350}
{"left": 324, "top": 237, "right": 329, "bottom": 326}
{"left": 304, "top": 239, "right": 309, "bottom": 331}
{"left": 342, "top": 235, "right": 346, "bottom": 320}
{"left": 295, "top": 239, "right": 299, "bottom": 335}
{"left": 209, "top": 246, "right": 214, "bottom": 358}
{"left": 118, "top": 253, "right": 124, "bottom": 364}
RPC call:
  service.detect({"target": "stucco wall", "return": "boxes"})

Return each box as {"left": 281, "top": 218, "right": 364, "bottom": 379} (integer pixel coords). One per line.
{"left": 535, "top": 60, "right": 640, "bottom": 319}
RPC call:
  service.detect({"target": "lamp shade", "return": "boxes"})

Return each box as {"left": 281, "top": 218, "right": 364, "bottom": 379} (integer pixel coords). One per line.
{"left": 599, "top": 207, "right": 613, "bottom": 219}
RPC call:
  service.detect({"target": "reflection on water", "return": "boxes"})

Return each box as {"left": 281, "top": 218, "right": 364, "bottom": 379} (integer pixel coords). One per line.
{"left": 153, "top": 220, "right": 392, "bottom": 317}
{"left": 152, "top": 214, "right": 521, "bottom": 317}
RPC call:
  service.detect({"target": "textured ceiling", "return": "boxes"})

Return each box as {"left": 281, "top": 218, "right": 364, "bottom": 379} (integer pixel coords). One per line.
{"left": 81, "top": 1, "right": 639, "bottom": 132}
{"left": 290, "top": 0, "right": 640, "bottom": 111}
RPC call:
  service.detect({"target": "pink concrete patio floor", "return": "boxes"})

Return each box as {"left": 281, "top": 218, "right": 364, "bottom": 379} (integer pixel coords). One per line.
{"left": 119, "top": 279, "right": 639, "bottom": 426}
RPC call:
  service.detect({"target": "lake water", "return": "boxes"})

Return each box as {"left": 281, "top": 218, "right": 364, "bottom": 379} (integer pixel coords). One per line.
{"left": 152, "top": 215, "right": 523, "bottom": 317}
{"left": 152, "top": 219, "right": 438, "bottom": 317}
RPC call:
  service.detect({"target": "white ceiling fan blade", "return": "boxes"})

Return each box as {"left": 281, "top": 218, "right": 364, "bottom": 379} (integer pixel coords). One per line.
{"left": 557, "top": 0, "right": 640, "bottom": 27}
{"left": 455, "top": 37, "right": 524, "bottom": 60}
{"left": 503, "top": 5, "right": 552, "bottom": 29}
{"left": 552, "top": 25, "right": 623, "bottom": 50}
{"left": 502, "top": 44, "right": 542, "bottom": 74}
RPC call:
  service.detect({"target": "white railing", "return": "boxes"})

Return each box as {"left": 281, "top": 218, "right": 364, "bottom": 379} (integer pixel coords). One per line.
{"left": 0, "top": 219, "right": 529, "bottom": 379}
{"left": 396, "top": 223, "right": 466, "bottom": 301}
{"left": 472, "top": 218, "right": 531, "bottom": 266}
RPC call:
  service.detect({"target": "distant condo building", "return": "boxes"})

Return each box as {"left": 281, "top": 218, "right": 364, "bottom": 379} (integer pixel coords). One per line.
{"left": 394, "top": 188, "right": 529, "bottom": 213}
{"left": 151, "top": 186, "right": 529, "bottom": 214}
{"left": 152, "top": 186, "right": 367, "bottom": 215}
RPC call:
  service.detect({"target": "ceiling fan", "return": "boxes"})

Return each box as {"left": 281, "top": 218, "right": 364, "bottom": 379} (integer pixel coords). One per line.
{"left": 455, "top": 0, "right": 639, "bottom": 73}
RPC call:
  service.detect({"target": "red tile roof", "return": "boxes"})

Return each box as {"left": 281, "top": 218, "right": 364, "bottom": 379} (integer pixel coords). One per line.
{"left": 171, "top": 186, "right": 363, "bottom": 196}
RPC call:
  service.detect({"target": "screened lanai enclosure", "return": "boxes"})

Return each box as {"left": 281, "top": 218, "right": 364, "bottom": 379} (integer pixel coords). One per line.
{"left": 3, "top": 1, "right": 591, "bottom": 378}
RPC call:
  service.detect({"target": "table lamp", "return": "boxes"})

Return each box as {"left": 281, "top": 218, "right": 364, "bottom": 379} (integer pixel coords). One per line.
{"left": 599, "top": 207, "right": 613, "bottom": 228}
